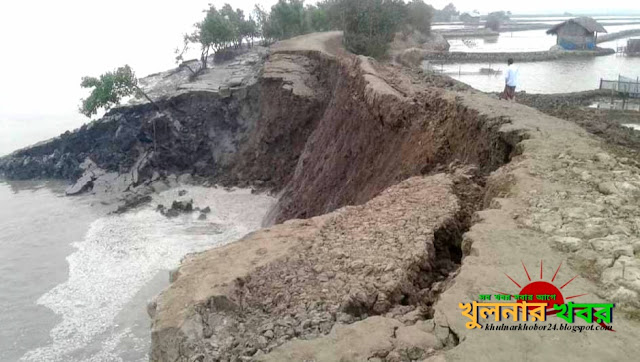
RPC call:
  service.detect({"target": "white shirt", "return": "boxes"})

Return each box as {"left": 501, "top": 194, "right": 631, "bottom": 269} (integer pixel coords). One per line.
{"left": 505, "top": 64, "right": 519, "bottom": 87}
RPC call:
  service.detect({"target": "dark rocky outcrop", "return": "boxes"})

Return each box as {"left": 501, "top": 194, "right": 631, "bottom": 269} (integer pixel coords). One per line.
{"left": 158, "top": 199, "right": 194, "bottom": 218}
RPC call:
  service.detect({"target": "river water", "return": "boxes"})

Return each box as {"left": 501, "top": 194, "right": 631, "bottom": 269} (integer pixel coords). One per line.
{"left": 0, "top": 181, "right": 276, "bottom": 361}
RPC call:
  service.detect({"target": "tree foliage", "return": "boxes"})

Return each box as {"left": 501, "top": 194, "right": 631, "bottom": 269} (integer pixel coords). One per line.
{"left": 79, "top": 65, "right": 147, "bottom": 117}
{"left": 485, "top": 11, "right": 510, "bottom": 31}
{"left": 269, "top": 0, "right": 308, "bottom": 39}
{"left": 306, "top": 4, "right": 331, "bottom": 32}
{"left": 340, "top": 0, "right": 407, "bottom": 58}
{"left": 180, "top": 3, "right": 262, "bottom": 69}
{"left": 177, "top": 0, "right": 436, "bottom": 68}
{"left": 406, "top": 0, "right": 434, "bottom": 35}
{"left": 433, "top": 3, "right": 459, "bottom": 22}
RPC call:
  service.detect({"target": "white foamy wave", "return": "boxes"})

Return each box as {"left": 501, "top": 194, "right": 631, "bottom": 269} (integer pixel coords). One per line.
{"left": 21, "top": 186, "right": 276, "bottom": 362}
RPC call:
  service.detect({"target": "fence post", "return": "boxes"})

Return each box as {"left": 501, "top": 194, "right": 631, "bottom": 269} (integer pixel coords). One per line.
{"left": 611, "top": 88, "right": 614, "bottom": 105}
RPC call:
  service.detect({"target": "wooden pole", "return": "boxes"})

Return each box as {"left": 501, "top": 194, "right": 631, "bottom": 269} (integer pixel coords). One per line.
{"left": 611, "top": 88, "right": 614, "bottom": 105}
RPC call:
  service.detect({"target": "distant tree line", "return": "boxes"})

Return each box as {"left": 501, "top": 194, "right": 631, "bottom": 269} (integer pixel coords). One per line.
{"left": 178, "top": 0, "right": 436, "bottom": 63}
{"left": 433, "top": 3, "right": 459, "bottom": 22}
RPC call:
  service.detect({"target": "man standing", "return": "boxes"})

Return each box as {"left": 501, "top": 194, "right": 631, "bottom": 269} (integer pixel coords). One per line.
{"left": 501, "top": 58, "right": 519, "bottom": 101}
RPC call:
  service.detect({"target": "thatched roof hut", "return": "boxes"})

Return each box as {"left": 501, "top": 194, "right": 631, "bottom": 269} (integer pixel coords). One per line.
{"left": 547, "top": 17, "right": 608, "bottom": 50}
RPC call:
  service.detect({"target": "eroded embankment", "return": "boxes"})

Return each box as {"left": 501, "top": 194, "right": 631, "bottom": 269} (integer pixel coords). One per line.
{"left": 149, "top": 33, "right": 521, "bottom": 362}
{"left": 266, "top": 50, "right": 513, "bottom": 223}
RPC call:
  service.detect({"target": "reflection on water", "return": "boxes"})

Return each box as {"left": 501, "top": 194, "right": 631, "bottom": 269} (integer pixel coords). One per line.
{"left": 449, "top": 29, "right": 556, "bottom": 52}
{"left": 590, "top": 100, "right": 640, "bottom": 111}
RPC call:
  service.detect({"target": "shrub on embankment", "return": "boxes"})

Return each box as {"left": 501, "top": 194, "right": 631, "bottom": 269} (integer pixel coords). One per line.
{"left": 339, "top": 0, "right": 434, "bottom": 58}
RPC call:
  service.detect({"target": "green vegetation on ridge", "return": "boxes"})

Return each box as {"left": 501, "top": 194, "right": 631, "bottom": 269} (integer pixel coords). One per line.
{"left": 181, "top": 0, "right": 435, "bottom": 62}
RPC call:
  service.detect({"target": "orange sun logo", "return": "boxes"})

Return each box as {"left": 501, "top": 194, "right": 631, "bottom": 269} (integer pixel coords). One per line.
{"left": 495, "top": 261, "right": 587, "bottom": 313}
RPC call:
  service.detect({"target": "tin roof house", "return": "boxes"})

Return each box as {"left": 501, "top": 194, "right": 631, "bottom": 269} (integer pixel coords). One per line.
{"left": 547, "top": 17, "right": 607, "bottom": 50}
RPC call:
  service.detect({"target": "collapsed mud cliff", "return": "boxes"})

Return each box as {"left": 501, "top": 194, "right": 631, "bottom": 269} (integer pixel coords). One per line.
{"left": 0, "top": 33, "right": 511, "bottom": 224}
{"left": 149, "top": 31, "right": 523, "bottom": 361}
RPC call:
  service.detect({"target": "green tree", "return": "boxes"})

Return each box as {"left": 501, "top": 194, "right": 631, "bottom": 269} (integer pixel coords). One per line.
{"left": 341, "top": 0, "right": 407, "bottom": 58}
{"left": 306, "top": 4, "right": 330, "bottom": 32}
{"left": 269, "top": 0, "right": 307, "bottom": 39}
{"left": 434, "top": 3, "right": 459, "bottom": 22}
{"left": 79, "top": 65, "right": 155, "bottom": 117}
{"left": 182, "top": 5, "right": 236, "bottom": 70}
{"left": 253, "top": 4, "right": 277, "bottom": 45}
{"left": 442, "top": 3, "right": 458, "bottom": 15}
{"left": 220, "top": 4, "right": 245, "bottom": 48}
{"left": 241, "top": 15, "right": 259, "bottom": 47}
{"left": 80, "top": 65, "right": 162, "bottom": 150}
{"left": 406, "top": 0, "right": 434, "bottom": 35}
{"left": 318, "top": 0, "right": 346, "bottom": 30}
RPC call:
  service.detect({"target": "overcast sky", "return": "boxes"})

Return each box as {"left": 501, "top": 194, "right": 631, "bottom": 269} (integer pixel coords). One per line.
{"left": 0, "top": 0, "right": 638, "bottom": 155}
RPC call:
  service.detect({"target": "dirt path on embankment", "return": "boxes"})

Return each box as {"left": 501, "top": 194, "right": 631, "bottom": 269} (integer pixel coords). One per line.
{"left": 150, "top": 33, "right": 640, "bottom": 362}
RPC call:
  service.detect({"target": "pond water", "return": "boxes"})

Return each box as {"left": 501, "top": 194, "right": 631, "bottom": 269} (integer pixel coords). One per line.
{"left": 429, "top": 55, "right": 640, "bottom": 94}
{"left": 427, "top": 21, "right": 640, "bottom": 94}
